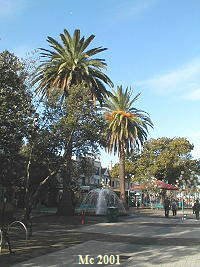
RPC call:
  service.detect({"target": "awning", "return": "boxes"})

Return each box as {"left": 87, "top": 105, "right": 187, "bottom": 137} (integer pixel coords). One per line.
{"left": 129, "top": 180, "right": 179, "bottom": 191}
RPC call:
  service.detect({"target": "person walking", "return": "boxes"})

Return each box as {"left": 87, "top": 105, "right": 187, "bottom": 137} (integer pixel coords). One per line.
{"left": 171, "top": 199, "right": 178, "bottom": 216}
{"left": 193, "top": 200, "right": 200, "bottom": 220}
{"left": 164, "top": 197, "right": 171, "bottom": 218}
{"left": 192, "top": 202, "right": 196, "bottom": 214}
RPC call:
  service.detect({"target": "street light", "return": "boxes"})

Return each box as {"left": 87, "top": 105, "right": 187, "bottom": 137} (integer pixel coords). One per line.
{"left": 141, "top": 175, "right": 159, "bottom": 208}
{"left": 101, "top": 178, "right": 111, "bottom": 189}
{"left": 150, "top": 176, "right": 161, "bottom": 209}
{"left": 176, "top": 171, "right": 186, "bottom": 215}
{"left": 176, "top": 170, "right": 198, "bottom": 216}
{"left": 187, "top": 171, "right": 198, "bottom": 207}
{"left": 125, "top": 173, "right": 134, "bottom": 209}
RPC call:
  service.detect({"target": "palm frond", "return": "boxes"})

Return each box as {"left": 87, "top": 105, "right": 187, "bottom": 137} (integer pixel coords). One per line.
{"left": 80, "top": 34, "right": 95, "bottom": 52}
{"left": 104, "top": 86, "right": 153, "bottom": 155}
{"left": 33, "top": 29, "right": 113, "bottom": 104}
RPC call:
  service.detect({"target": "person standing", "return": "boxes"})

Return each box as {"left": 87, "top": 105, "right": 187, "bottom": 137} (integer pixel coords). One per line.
{"left": 194, "top": 200, "right": 200, "bottom": 220}
{"left": 164, "top": 197, "right": 171, "bottom": 218}
{"left": 171, "top": 199, "right": 178, "bottom": 216}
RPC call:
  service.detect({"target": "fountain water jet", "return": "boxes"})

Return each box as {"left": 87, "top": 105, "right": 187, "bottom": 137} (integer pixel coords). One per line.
{"left": 80, "top": 188, "right": 126, "bottom": 215}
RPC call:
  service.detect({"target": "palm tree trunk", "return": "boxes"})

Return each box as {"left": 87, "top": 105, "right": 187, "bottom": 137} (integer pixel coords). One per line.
{"left": 119, "top": 144, "right": 126, "bottom": 206}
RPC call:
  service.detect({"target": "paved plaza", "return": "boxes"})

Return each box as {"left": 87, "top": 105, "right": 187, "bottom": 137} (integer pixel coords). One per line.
{"left": 7, "top": 209, "right": 200, "bottom": 267}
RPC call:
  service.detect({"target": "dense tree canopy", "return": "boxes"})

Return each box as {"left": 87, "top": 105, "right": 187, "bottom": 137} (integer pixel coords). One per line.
{"left": 0, "top": 50, "right": 33, "bottom": 189}
{"left": 22, "top": 84, "right": 107, "bottom": 218}
{"left": 136, "top": 137, "right": 198, "bottom": 184}
{"left": 111, "top": 137, "right": 200, "bottom": 186}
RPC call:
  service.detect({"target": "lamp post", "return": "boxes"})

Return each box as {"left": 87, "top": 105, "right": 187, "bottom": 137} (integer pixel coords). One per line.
{"left": 150, "top": 176, "right": 160, "bottom": 209}
{"left": 187, "top": 171, "right": 198, "bottom": 208}
{"left": 142, "top": 175, "right": 158, "bottom": 208}
{"left": 101, "top": 177, "right": 111, "bottom": 189}
{"left": 176, "top": 171, "right": 186, "bottom": 216}
{"left": 125, "top": 173, "right": 134, "bottom": 210}
{"left": 176, "top": 170, "right": 198, "bottom": 216}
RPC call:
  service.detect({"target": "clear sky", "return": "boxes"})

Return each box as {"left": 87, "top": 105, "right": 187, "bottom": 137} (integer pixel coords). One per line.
{"left": 1, "top": 0, "right": 200, "bottom": 167}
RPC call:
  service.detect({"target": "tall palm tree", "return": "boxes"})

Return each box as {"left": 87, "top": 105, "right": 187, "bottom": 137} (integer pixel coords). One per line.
{"left": 32, "top": 29, "right": 113, "bottom": 216}
{"left": 33, "top": 29, "right": 113, "bottom": 104}
{"left": 104, "top": 86, "right": 153, "bottom": 205}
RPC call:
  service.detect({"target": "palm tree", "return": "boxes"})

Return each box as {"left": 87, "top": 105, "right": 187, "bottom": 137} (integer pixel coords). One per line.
{"left": 31, "top": 29, "right": 113, "bottom": 216}
{"left": 33, "top": 29, "right": 113, "bottom": 104}
{"left": 104, "top": 86, "right": 153, "bottom": 205}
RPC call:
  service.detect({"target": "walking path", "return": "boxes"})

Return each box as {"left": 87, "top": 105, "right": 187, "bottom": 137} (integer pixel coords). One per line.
{"left": 9, "top": 208, "right": 200, "bottom": 267}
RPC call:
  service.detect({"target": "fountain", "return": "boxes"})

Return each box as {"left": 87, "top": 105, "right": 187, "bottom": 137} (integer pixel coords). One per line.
{"left": 80, "top": 188, "right": 126, "bottom": 215}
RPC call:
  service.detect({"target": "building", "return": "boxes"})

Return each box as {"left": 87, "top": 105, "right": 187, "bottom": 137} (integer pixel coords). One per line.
{"left": 57, "top": 155, "right": 137, "bottom": 203}
{"left": 73, "top": 155, "right": 103, "bottom": 191}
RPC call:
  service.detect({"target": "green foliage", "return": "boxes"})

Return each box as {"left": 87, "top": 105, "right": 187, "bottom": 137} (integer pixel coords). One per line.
{"left": 104, "top": 86, "right": 153, "bottom": 155}
{"left": 41, "top": 84, "right": 106, "bottom": 159}
{"left": 0, "top": 50, "right": 33, "bottom": 187}
{"left": 21, "top": 84, "right": 107, "bottom": 216}
{"left": 23, "top": 85, "right": 106, "bottom": 189}
{"left": 111, "top": 154, "right": 139, "bottom": 180}
{"left": 104, "top": 86, "right": 153, "bottom": 204}
{"left": 33, "top": 29, "right": 113, "bottom": 104}
{"left": 123, "top": 137, "right": 200, "bottom": 184}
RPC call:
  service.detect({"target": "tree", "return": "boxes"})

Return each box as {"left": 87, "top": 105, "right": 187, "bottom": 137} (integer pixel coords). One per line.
{"left": 104, "top": 86, "right": 153, "bottom": 205}
{"left": 22, "top": 85, "right": 107, "bottom": 218}
{"left": 31, "top": 29, "right": 113, "bottom": 216}
{"left": 111, "top": 137, "right": 200, "bottom": 190}
{"left": 134, "top": 137, "right": 200, "bottom": 184}
{"left": 111, "top": 152, "right": 140, "bottom": 180}
{"left": 0, "top": 50, "right": 33, "bottom": 193}
{"left": 33, "top": 28, "right": 113, "bottom": 105}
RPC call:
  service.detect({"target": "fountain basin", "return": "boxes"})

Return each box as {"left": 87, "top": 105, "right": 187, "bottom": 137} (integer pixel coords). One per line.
{"left": 79, "top": 188, "right": 126, "bottom": 215}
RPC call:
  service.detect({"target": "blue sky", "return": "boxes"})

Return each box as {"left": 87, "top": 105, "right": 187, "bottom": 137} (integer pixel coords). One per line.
{"left": 1, "top": 0, "right": 200, "bottom": 167}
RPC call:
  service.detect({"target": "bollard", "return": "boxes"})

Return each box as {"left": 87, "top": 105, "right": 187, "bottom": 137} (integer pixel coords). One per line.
{"left": 81, "top": 210, "right": 85, "bottom": 225}
{"left": 180, "top": 214, "right": 187, "bottom": 222}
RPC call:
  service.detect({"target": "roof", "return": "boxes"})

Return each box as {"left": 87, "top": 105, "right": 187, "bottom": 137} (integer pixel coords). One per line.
{"left": 101, "top": 168, "right": 110, "bottom": 176}
{"left": 130, "top": 180, "right": 179, "bottom": 191}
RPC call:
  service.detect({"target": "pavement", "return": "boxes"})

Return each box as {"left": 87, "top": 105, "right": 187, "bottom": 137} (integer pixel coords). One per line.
{"left": 9, "top": 208, "right": 200, "bottom": 267}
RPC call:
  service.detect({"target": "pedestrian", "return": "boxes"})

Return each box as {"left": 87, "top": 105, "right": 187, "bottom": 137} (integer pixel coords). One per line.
{"left": 136, "top": 200, "right": 140, "bottom": 209}
{"left": 193, "top": 199, "right": 200, "bottom": 220}
{"left": 192, "top": 202, "right": 196, "bottom": 214}
{"left": 132, "top": 199, "right": 136, "bottom": 207}
{"left": 163, "top": 197, "right": 171, "bottom": 218}
{"left": 171, "top": 199, "right": 178, "bottom": 216}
